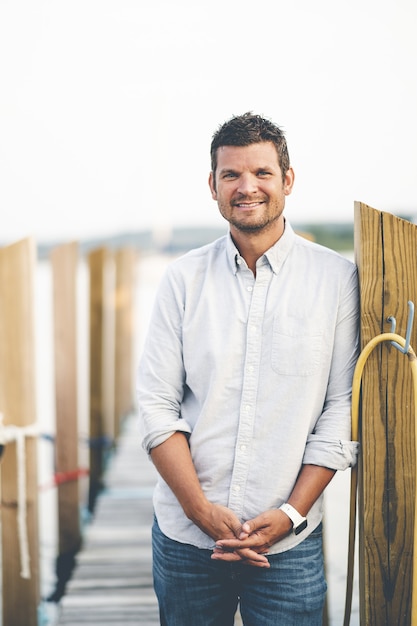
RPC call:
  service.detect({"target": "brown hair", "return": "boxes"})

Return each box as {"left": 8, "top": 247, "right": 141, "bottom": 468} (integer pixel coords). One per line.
{"left": 210, "top": 112, "right": 290, "bottom": 182}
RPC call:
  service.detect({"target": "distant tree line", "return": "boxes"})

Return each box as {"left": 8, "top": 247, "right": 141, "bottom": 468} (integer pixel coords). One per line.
{"left": 35, "top": 223, "right": 355, "bottom": 260}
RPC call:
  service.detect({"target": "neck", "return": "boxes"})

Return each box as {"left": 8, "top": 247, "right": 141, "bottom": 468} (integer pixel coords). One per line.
{"left": 230, "top": 219, "right": 285, "bottom": 274}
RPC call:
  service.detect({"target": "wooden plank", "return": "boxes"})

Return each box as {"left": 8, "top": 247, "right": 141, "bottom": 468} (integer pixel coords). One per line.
{"left": 0, "top": 238, "right": 40, "bottom": 626}
{"left": 355, "top": 202, "right": 416, "bottom": 624}
{"left": 56, "top": 412, "right": 245, "bottom": 625}
{"left": 114, "top": 248, "right": 137, "bottom": 436}
{"left": 381, "top": 211, "right": 417, "bottom": 624}
{"left": 57, "top": 414, "right": 160, "bottom": 625}
{"left": 88, "top": 248, "right": 115, "bottom": 511}
{"left": 51, "top": 242, "right": 82, "bottom": 556}
{"left": 102, "top": 250, "right": 115, "bottom": 445}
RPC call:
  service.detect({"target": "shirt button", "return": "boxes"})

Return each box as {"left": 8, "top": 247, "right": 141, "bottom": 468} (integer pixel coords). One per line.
{"left": 240, "top": 445, "right": 247, "bottom": 452}
{"left": 247, "top": 286, "right": 253, "bottom": 292}
{"left": 234, "top": 485, "right": 241, "bottom": 492}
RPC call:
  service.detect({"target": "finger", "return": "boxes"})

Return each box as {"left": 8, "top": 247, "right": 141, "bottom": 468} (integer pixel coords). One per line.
{"left": 236, "top": 548, "right": 269, "bottom": 563}
{"left": 211, "top": 545, "right": 270, "bottom": 565}
{"left": 215, "top": 538, "right": 262, "bottom": 550}
{"left": 243, "top": 558, "right": 271, "bottom": 569}
{"left": 211, "top": 550, "right": 242, "bottom": 562}
{"left": 217, "top": 548, "right": 270, "bottom": 566}
{"left": 239, "top": 513, "right": 270, "bottom": 538}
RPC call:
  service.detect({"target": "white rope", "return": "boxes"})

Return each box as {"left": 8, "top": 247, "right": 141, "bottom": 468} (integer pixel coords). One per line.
{"left": 0, "top": 412, "right": 39, "bottom": 579}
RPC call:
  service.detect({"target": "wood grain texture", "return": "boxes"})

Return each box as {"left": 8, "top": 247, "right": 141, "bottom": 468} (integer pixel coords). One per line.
{"left": 114, "top": 248, "right": 137, "bottom": 437}
{"left": 51, "top": 242, "right": 82, "bottom": 555}
{"left": 355, "top": 202, "right": 416, "bottom": 625}
{"left": 0, "top": 238, "right": 40, "bottom": 626}
{"left": 88, "top": 248, "right": 115, "bottom": 511}
{"left": 57, "top": 414, "right": 160, "bottom": 625}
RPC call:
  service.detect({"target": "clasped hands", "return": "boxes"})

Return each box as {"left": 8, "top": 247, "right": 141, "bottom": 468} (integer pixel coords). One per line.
{"left": 196, "top": 503, "right": 292, "bottom": 569}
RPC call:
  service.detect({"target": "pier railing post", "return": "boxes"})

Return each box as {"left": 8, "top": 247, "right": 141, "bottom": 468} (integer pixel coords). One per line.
{"left": 114, "top": 247, "right": 137, "bottom": 437}
{"left": 88, "top": 247, "right": 115, "bottom": 512}
{"left": 354, "top": 202, "right": 417, "bottom": 624}
{"left": 51, "top": 242, "right": 82, "bottom": 594}
{"left": 0, "top": 238, "right": 40, "bottom": 626}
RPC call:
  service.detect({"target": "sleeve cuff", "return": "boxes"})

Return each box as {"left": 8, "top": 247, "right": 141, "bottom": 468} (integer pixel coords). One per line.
{"left": 142, "top": 420, "right": 192, "bottom": 455}
{"left": 303, "top": 434, "right": 360, "bottom": 470}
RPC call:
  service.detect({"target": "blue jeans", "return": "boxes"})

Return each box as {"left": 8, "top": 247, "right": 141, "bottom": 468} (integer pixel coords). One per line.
{"left": 152, "top": 517, "right": 327, "bottom": 626}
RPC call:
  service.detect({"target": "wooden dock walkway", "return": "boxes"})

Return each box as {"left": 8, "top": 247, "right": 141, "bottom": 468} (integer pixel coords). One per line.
{"left": 55, "top": 411, "right": 244, "bottom": 626}
{"left": 53, "top": 407, "right": 359, "bottom": 625}
{"left": 56, "top": 412, "right": 160, "bottom": 625}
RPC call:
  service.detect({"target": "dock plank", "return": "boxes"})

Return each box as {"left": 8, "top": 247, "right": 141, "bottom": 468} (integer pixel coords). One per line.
{"left": 56, "top": 413, "right": 244, "bottom": 625}
{"left": 57, "top": 413, "right": 160, "bottom": 625}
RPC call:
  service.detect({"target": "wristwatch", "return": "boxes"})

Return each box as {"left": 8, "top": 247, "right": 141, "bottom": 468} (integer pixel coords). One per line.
{"left": 279, "top": 503, "right": 308, "bottom": 535}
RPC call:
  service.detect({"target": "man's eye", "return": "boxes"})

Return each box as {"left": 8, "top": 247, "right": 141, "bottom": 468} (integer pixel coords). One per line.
{"left": 257, "top": 171, "right": 271, "bottom": 177}
{"left": 223, "top": 172, "right": 238, "bottom": 179}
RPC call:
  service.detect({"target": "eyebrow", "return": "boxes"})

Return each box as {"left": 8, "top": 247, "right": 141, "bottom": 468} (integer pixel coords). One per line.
{"left": 219, "top": 166, "right": 275, "bottom": 175}
{"left": 218, "top": 168, "right": 239, "bottom": 176}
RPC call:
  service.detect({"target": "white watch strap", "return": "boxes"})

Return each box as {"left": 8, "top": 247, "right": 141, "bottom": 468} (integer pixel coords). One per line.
{"left": 279, "top": 502, "right": 306, "bottom": 528}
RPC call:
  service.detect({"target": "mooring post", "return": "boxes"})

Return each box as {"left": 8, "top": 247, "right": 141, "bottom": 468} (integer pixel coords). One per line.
{"left": 50, "top": 241, "right": 82, "bottom": 598}
{"left": 114, "top": 247, "right": 137, "bottom": 437}
{"left": 354, "top": 202, "right": 417, "bottom": 625}
{"left": 88, "top": 247, "right": 115, "bottom": 512}
{"left": 0, "top": 238, "right": 40, "bottom": 626}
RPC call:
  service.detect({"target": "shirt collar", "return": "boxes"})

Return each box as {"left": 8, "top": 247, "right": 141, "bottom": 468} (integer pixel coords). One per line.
{"left": 226, "top": 234, "right": 241, "bottom": 275}
{"left": 264, "top": 220, "right": 296, "bottom": 274}
{"left": 226, "top": 220, "right": 296, "bottom": 275}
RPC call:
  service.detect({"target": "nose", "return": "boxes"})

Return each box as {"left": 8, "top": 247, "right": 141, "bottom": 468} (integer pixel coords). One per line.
{"left": 236, "top": 173, "right": 258, "bottom": 195}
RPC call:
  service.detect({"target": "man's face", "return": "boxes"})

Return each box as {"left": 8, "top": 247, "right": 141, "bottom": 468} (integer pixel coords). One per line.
{"left": 209, "top": 142, "right": 294, "bottom": 235}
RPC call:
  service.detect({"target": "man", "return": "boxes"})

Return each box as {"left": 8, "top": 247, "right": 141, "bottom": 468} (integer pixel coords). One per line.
{"left": 137, "top": 112, "right": 359, "bottom": 625}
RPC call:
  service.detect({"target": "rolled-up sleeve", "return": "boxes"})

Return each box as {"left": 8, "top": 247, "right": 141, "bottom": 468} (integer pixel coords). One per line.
{"left": 137, "top": 267, "right": 192, "bottom": 454}
{"left": 303, "top": 435, "right": 359, "bottom": 470}
{"left": 303, "top": 264, "right": 360, "bottom": 471}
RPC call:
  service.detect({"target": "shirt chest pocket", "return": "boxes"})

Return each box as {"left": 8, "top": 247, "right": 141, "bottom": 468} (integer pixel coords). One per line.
{"left": 271, "top": 315, "right": 323, "bottom": 376}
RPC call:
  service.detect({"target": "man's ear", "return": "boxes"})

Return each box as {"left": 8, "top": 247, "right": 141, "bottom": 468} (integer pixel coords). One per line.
{"left": 208, "top": 171, "right": 217, "bottom": 200}
{"left": 284, "top": 167, "right": 295, "bottom": 196}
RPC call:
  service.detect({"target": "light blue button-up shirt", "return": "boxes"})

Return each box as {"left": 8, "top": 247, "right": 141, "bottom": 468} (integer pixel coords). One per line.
{"left": 137, "top": 221, "right": 359, "bottom": 554}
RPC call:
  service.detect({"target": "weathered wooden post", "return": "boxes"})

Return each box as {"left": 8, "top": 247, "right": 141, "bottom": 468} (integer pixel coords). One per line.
{"left": 114, "top": 247, "right": 137, "bottom": 436}
{"left": 355, "top": 202, "right": 417, "bottom": 624}
{"left": 50, "top": 241, "right": 82, "bottom": 598}
{"left": 88, "top": 247, "right": 115, "bottom": 511}
{"left": 0, "top": 238, "right": 40, "bottom": 626}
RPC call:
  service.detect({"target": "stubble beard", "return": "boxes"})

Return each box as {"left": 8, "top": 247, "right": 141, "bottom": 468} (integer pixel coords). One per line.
{"left": 219, "top": 201, "right": 283, "bottom": 234}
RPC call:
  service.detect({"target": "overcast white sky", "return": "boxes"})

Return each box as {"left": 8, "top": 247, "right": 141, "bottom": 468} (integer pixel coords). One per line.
{"left": 1, "top": 0, "right": 416, "bottom": 244}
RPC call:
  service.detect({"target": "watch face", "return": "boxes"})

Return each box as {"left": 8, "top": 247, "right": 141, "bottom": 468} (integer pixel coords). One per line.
{"left": 294, "top": 519, "right": 308, "bottom": 535}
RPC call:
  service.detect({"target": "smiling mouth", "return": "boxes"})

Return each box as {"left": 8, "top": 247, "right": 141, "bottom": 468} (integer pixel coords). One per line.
{"left": 234, "top": 201, "right": 265, "bottom": 209}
